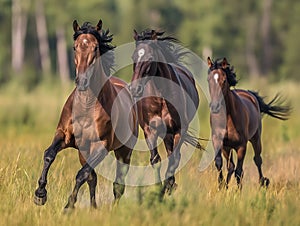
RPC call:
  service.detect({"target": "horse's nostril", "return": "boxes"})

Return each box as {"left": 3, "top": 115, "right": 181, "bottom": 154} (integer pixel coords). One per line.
{"left": 83, "top": 78, "right": 88, "bottom": 87}
{"left": 210, "top": 102, "right": 221, "bottom": 113}
{"left": 137, "top": 86, "right": 141, "bottom": 93}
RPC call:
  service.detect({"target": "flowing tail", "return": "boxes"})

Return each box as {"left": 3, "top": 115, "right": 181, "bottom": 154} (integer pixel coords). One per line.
{"left": 183, "top": 131, "right": 206, "bottom": 151}
{"left": 249, "top": 90, "right": 291, "bottom": 120}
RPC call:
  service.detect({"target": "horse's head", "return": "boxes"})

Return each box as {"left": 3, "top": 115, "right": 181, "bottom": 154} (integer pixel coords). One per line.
{"left": 72, "top": 20, "right": 102, "bottom": 91}
{"left": 73, "top": 20, "right": 114, "bottom": 91}
{"left": 130, "top": 30, "right": 162, "bottom": 97}
{"left": 207, "top": 57, "right": 232, "bottom": 114}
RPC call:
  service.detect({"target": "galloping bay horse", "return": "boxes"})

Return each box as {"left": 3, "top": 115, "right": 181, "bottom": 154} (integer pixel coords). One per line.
{"left": 130, "top": 29, "right": 203, "bottom": 197}
{"left": 207, "top": 57, "right": 291, "bottom": 189}
{"left": 34, "top": 20, "right": 138, "bottom": 209}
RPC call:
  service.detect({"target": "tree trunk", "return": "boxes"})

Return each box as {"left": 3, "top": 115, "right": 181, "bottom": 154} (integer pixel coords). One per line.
{"left": 56, "top": 26, "right": 70, "bottom": 83}
{"left": 35, "top": 0, "right": 51, "bottom": 76}
{"left": 261, "top": 0, "right": 273, "bottom": 76}
{"left": 11, "top": 0, "right": 28, "bottom": 74}
{"left": 245, "top": 17, "right": 261, "bottom": 77}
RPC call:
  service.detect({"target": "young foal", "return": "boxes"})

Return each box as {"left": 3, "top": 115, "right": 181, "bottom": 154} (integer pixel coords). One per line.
{"left": 207, "top": 57, "right": 290, "bottom": 189}
{"left": 34, "top": 20, "right": 138, "bottom": 209}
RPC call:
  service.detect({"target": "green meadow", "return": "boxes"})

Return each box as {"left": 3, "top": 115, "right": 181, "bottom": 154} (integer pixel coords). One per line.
{"left": 0, "top": 78, "right": 299, "bottom": 226}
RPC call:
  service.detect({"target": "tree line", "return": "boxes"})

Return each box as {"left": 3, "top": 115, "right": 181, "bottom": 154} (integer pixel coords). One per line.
{"left": 1, "top": 0, "right": 299, "bottom": 87}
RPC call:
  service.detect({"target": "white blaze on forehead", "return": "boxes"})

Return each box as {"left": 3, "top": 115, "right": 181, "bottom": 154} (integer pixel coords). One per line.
{"left": 137, "top": 48, "right": 145, "bottom": 62}
{"left": 83, "top": 39, "right": 88, "bottom": 44}
{"left": 214, "top": 73, "right": 219, "bottom": 84}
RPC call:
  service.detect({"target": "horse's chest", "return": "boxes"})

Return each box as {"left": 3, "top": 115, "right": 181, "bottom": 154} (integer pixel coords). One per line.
{"left": 72, "top": 103, "right": 102, "bottom": 145}
{"left": 140, "top": 98, "right": 178, "bottom": 130}
{"left": 224, "top": 117, "right": 243, "bottom": 146}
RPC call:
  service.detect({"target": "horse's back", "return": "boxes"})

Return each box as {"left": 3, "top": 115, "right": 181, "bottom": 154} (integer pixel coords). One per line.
{"left": 173, "top": 65, "right": 199, "bottom": 109}
{"left": 174, "top": 66, "right": 199, "bottom": 102}
{"left": 235, "top": 89, "right": 258, "bottom": 107}
{"left": 109, "top": 76, "right": 127, "bottom": 89}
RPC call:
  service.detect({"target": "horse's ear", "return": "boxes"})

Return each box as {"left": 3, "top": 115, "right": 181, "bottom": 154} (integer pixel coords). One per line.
{"left": 151, "top": 30, "right": 157, "bottom": 40}
{"left": 207, "top": 57, "right": 212, "bottom": 68}
{"left": 222, "top": 58, "right": 229, "bottom": 69}
{"left": 73, "top": 20, "right": 80, "bottom": 32}
{"left": 156, "top": 31, "right": 165, "bottom": 36}
{"left": 96, "top": 19, "right": 102, "bottom": 31}
{"left": 133, "top": 29, "right": 138, "bottom": 41}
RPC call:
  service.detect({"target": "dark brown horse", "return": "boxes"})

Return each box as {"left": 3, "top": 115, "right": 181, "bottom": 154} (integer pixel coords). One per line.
{"left": 207, "top": 57, "right": 291, "bottom": 189}
{"left": 34, "top": 20, "right": 138, "bottom": 209}
{"left": 130, "top": 29, "right": 203, "bottom": 196}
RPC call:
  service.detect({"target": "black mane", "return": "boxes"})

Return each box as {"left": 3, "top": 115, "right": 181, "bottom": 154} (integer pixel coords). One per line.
{"left": 73, "top": 22, "right": 115, "bottom": 75}
{"left": 208, "top": 58, "right": 238, "bottom": 87}
{"left": 135, "top": 29, "right": 188, "bottom": 65}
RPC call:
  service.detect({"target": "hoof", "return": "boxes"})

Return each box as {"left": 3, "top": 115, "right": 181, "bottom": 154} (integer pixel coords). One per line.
{"left": 63, "top": 207, "right": 74, "bottom": 214}
{"left": 164, "top": 182, "right": 178, "bottom": 196}
{"left": 260, "top": 177, "right": 270, "bottom": 188}
{"left": 218, "top": 181, "right": 228, "bottom": 191}
{"left": 34, "top": 194, "right": 47, "bottom": 206}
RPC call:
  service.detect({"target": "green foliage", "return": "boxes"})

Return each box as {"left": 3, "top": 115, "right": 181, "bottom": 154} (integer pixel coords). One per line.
{"left": 278, "top": 2, "right": 300, "bottom": 80}
{"left": 1, "top": 0, "right": 300, "bottom": 88}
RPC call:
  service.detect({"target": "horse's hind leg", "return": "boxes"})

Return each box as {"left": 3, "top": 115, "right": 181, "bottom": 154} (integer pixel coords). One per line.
{"left": 250, "top": 131, "right": 270, "bottom": 187}
{"left": 113, "top": 146, "right": 132, "bottom": 204}
{"left": 34, "top": 130, "right": 72, "bottom": 205}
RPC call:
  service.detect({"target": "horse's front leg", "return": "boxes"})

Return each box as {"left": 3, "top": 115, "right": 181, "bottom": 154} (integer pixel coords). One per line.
{"left": 64, "top": 141, "right": 107, "bottom": 209}
{"left": 235, "top": 145, "right": 246, "bottom": 190}
{"left": 215, "top": 150, "right": 224, "bottom": 189}
{"left": 78, "top": 151, "right": 97, "bottom": 208}
{"left": 212, "top": 134, "right": 224, "bottom": 189}
{"left": 163, "top": 133, "right": 182, "bottom": 196}
{"left": 144, "top": 125, "right": 161, "bottom": 166}
{"left": 34, "top": 130, "right": 71, "bottom": 205}
{"left": 222, "top": 147, "right": 235, "bottom": 188}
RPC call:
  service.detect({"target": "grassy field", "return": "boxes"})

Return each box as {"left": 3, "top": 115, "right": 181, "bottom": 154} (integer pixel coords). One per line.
{"left": 0, "top": 79, "right": 299, "bottom": 226}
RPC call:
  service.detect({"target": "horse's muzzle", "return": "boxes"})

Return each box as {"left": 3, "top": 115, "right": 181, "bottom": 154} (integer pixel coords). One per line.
{"left": 209, "top": 101, "right": 222, "bottom": 114}
{"left": 76, "top": 77, "right": 89, "bottom": 91}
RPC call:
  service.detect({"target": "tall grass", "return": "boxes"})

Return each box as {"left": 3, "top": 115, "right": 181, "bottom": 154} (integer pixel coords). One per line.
{"left": 0, "top": 79, "right": 299, "bottom": 225}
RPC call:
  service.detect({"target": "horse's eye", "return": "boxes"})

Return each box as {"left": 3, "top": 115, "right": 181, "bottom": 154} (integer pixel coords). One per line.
{"left": 73, "top": 46, "right": 76, "bottom": 51}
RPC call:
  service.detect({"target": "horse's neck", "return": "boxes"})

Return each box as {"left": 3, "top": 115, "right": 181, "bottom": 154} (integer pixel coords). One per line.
{"left": 77, "top": 58, "right": 115, "bottom": 107}
{"left": 158, "top": 63, "right": 175, "bottom": 80}
{"left": 91, "top": 58, "right": 115, "bottom": 98}
{"left": 156, "top": 63, "right": 181, "bottom": 92}
{"left": 225, "top": 89, "right": 240, "bottom": 117}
